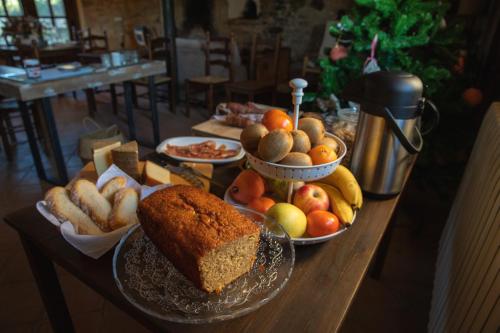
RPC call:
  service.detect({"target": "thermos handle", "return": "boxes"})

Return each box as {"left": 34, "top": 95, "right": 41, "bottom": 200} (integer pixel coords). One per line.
{"left": 382, "top": 107, "right": 422, "bottom": 154}
{"left": 420, "top": 99, "right": 440, "bottom": 135}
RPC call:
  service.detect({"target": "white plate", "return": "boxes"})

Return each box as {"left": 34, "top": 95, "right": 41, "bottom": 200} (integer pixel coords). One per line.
{"left": 156, "top": 136, "right": 245, "bottom": 164}
{"left": 223, "top": 188, "right": 356, "bottom": 245}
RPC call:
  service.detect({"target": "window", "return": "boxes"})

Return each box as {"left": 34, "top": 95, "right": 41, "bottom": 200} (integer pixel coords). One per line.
{"left": 0, "top": 0, "right": 25, "bottom": 45}
{"left": 34, "top": 0, "right": 70, "bottom": 45}
{"left": 0, "top": 0, "right": 74, "bottom": 46}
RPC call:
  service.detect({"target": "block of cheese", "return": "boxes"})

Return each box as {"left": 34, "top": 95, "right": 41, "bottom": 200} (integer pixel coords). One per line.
{"left": 112, "top": 141, "right": 140, "bottom": 180}
{"left": 92, "top": 141, "right": 122, "bottom": 176}
{"left": 143, "top": 160, "right": 171, "bottom": 186}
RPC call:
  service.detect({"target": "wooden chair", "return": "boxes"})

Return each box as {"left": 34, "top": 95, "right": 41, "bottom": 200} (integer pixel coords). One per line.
{"left": 185, "top": 32, "right": 234, "bottom": 117}
{"left": 131, "top": 36, "right": 176, "bottom": 114}
{"left": 78, "top": 28, "right": 109, "bottom": 52}
{"left": 274, "top": 54, "right": 320, "bottom": 96}
{"left": 225, "top": 33, "right": 281, "bottom": 104}
{"left": 0, "top": 98, "right": 40, "bottom": 161}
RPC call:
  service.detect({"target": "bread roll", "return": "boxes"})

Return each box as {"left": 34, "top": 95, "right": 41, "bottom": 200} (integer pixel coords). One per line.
{"left": 109, "top": 188, "right": 139, "bottom": 230}
{"left": 100, "top": 176, "right": 127, "bottom": 202}
{"left": 45, "top": 187, "right": 104, "bottom": 235}
{"left": 70, "top": 179, "right": 112, "bottom": 231}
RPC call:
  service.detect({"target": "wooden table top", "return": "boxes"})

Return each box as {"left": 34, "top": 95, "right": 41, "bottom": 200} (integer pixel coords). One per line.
{"left": 3, "top": 153, "right": 415, "bottom": 332}
{"left": 0, "top": 60, "right": 166, "bottom": 101}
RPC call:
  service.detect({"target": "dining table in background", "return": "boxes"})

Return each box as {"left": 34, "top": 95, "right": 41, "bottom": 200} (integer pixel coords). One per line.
{"left": 0, "top": 60, "right": 167, "bottom": 185}
{"left": 2, "top": 150, "right": 416, "bottom": 333}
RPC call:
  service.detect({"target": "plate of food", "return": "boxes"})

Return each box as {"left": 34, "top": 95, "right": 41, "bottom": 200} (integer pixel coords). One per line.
{"left": 113, "top": 186, "right": 294, "bottom": 323}
{"left": 156, "top": 137, "right": 245, "bottom": 164}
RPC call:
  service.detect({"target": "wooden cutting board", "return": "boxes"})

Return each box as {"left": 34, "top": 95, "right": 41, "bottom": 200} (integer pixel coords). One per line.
{"left": 67, "top": 161, "right": 213, "bottom": 191}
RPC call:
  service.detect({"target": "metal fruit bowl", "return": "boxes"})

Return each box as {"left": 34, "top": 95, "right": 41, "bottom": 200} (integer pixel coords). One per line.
{"left": 245, "top": 133, "right": 347, "bottom": 182}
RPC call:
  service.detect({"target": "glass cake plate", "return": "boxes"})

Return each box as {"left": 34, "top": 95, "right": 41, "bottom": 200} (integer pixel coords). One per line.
{"left": 112, "top": 206, "right": 295, "bottom": 324}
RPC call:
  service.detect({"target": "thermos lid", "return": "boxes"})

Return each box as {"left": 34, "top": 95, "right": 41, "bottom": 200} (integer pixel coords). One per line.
{"left": 342, "top": 71, "right": 424, "bottom": 119}
{"left": 364, "top": 71, "right": 423, "bottom": 108}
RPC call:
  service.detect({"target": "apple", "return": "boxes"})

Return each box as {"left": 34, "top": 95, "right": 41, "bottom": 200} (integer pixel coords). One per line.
{"left": 293, "top": 184, "right": 329, "bottom": 214}
{"left": 266, "top": 203, "right": 307, "bottom": 238}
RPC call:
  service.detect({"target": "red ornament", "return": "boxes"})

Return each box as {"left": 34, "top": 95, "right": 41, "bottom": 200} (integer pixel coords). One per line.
{"left": 329, "top": 44, "right": 348, "bottom": 62}
{"left": 462, "top": 88, "right": 483, "bottom": 107}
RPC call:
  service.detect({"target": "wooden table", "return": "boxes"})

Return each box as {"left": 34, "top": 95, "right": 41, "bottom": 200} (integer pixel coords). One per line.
{"left": 3, "top": 152, "right": 415, "bottom": 333}
{"left": 0, "top": 61, "right": 166, "bottom": 185}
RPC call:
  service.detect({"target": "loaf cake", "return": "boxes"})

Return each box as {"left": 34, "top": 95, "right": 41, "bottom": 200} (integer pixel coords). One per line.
{"left": 138, "top": 185, "right": 260, "bottom": 293}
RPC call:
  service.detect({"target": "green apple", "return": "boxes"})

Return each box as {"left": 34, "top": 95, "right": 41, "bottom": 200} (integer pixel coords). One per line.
{"left": 266, "top": 203, "right": 307, "bottom": 238}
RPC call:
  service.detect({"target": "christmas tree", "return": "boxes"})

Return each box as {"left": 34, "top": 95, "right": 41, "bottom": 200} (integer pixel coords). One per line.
{"left": 310, "top": 0, "right": 464, "bottom": 102}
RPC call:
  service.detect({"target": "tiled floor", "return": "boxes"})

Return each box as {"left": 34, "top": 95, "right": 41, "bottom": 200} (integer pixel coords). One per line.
{"left": 0, "top": 93, "right": 450, "bottom": 332}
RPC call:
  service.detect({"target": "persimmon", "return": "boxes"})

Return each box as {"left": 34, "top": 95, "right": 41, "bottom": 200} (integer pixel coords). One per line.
{"left": 308, "top": 144, "right": 337, "bottom": 165}
{"left": 229, "top": 169, "right": 265, "bottom": 204}
{"left": 306, "top": 210, "right": 340, "bottom": 237}
{"left": 262, "top": 109, "right": 293, "bottom": 132}
{"left": 248, "top": 197, "right": 276, "bottom": 214}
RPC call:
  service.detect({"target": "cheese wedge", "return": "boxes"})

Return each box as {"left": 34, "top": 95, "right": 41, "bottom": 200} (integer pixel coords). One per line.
{"left": 112, "top": 141, "right": 140, "bottom": 180}
{"left": 92, "top": 141, "right": 121, "bottom": 176}
{"left": 143, "top": 160, "right": 171, "bottom": 186}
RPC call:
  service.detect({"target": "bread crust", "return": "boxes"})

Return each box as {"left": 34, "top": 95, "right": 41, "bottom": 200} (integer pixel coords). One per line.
{"left": 70, "top": 179, "right": 112, "bottom": 231}
{"left": 109, "top": 187, "right": 138, "bottom": 230}
{"left": 138, "top": 185, "right": 260, "bottom": 291}
{"left": 45, "top": 187, "right": 104, "bottom": 235}
{"left": 101, "top": 176, "right": 127, "bottom": 202}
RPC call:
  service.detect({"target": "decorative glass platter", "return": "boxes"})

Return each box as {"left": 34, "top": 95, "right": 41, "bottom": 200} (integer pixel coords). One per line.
{"left": 113, "top": 206, "right": 295, "bottom": 324}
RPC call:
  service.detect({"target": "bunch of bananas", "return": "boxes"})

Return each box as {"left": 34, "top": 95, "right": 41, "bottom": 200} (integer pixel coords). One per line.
{"left": 310, "top": 165, "right": 362, "bottom": 225}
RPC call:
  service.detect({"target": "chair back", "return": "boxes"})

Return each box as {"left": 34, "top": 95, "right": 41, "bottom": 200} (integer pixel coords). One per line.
{"left": 11, "top": 40, "right": 40, "bottom": 67}
{"left": 428, "top": 103, "right": 500, "bottom": 333}
{"left": 146, "top": 36, "right": 170, "bottom": 61}
{"left": 248, "top": 33, "right": 281, "bottom": 85}
{"left": 79, "top": 28, "right": 109, "bottom": 52}
{"left": 204, "top": 32, "right": 234, "bottom": 81}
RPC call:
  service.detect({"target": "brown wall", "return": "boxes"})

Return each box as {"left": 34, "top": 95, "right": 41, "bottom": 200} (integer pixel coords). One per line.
{"left": 77, "top": 0, "right": 352, "bottom": 61}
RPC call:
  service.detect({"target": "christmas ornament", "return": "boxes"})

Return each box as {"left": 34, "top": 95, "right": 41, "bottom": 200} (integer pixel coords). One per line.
{"left": 462, "top": 88, "right": 483, "bottom": 107}
{"left": 363, "top": 34, "right": 380, "bottom": 74}
{"left": 329, "top": 44, "right": 348, "bottom": 62}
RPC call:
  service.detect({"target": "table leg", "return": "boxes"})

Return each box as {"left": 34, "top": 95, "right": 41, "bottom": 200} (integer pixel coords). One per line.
{"left": 20, "top": 237, "right": 75, "bottom": 333}
{"left": 169, "top": 80, "right": 176, "bottom": 114}
{"left": 123, "top": 81, "right": 136, "bottom": 141}
{"left": 148, "top": 77, "right": 160, "bottom": 146}
{"left": 369, "top": 210, "right": 398, "bottom": 279}
{"left": 40, "top": 97, "right": 68, "bottom": 185}
{"left": 84, "top": 89, "right": 97, "bottom": 118}
{"left": 110, "top": 84, "right": 118, "bottom": 115}
{"left": 18, "top": 101, "right": 46, "bottom": 180}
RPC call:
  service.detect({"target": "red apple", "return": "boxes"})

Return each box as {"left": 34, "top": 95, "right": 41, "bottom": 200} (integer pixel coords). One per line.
{"left": 293, "top": 184, "right": 330, "bottom": 214}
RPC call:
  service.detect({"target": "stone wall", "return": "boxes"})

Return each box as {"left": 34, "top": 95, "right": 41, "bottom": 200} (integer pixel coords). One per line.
{"left": 78, "top": 0, "right": 352, "bottom": 62}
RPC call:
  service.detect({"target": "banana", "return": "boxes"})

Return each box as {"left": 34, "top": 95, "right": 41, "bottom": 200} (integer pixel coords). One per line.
{"left": 318, "top": 165, "right": 363, "bottom": 209}
{"left": 312, "top": 182, "right": 354, "bottom": 225}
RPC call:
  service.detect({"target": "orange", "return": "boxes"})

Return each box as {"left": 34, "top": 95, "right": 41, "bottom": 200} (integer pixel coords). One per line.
{"left": 248, "top": 197, "right": 276, "bottom": 214}
{"left": 308, "top": 144, "right": 337, "bottom": 165}
{"left": 261, "top": 109, "right": 293, "bottom": 132}
{"left": 229, "top": 169, "right": 265, "bottom": 204}
{"left": 306, "top": 210, "right": 340, "bottom": 237}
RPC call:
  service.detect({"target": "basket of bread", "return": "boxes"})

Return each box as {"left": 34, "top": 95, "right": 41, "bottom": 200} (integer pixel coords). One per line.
{"left": 37, "top": 140, "right": 185, "bottom": 258}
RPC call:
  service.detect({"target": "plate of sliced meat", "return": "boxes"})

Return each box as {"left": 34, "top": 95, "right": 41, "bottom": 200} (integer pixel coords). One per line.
{"left": 156, "top": 137, "right": 245, "bottom": 164}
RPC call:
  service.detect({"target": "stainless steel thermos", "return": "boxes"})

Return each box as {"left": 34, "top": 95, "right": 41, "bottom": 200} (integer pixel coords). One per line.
{"left": 343, "top": 71, "right": 438, "bottom": 197}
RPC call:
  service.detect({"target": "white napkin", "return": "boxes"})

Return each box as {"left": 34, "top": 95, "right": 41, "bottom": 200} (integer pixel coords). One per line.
{"left": 36, "top": 164, "right": 170, "bottom": 259}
